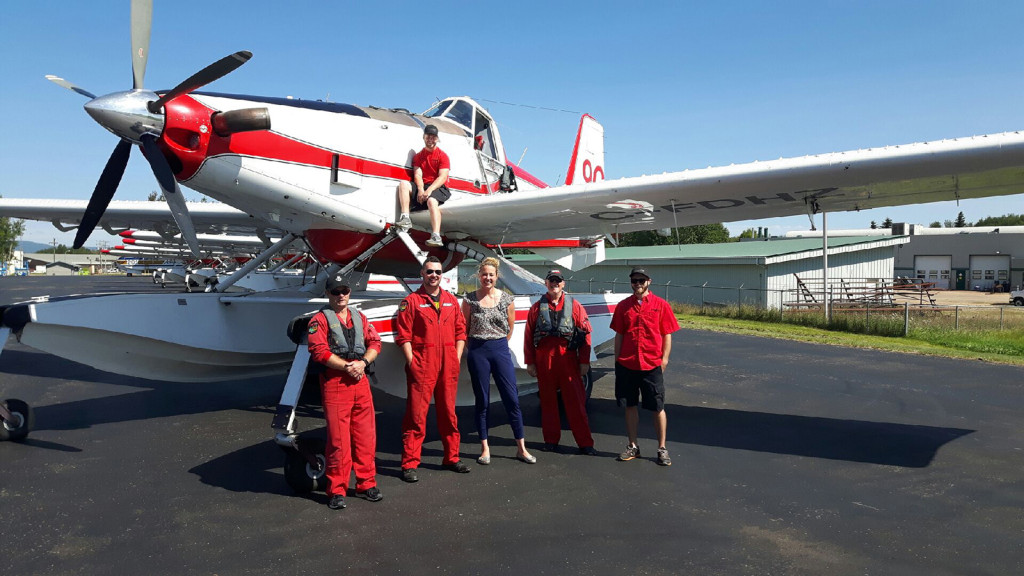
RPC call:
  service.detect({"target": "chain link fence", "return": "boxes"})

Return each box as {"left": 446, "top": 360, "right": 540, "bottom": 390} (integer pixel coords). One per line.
{"left": 562, "top": 276, "right": 1024, "bottom": 333}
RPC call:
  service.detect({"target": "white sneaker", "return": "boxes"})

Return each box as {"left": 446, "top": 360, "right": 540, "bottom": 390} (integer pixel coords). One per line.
{"left": 425, "top": 233, "right": 443, "bottom": 248}
{"left": 396, "top": 214, "right": 412, "bottom": 231}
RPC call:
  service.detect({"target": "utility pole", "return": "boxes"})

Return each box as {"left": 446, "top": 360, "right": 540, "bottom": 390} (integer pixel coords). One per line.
{"left": 51, "top": 238, "right": 56, "bottom": 264}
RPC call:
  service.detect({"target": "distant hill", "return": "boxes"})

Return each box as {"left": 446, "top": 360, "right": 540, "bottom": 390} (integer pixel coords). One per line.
{"left": 17, "top": 240, "right": 52, "bottom": 253}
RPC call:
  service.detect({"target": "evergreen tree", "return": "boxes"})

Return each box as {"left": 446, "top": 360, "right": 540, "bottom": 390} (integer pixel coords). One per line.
{"left": 973, "top": 213, "right": 1024, "bottom": 226}
{"left": 618, "top": 223, "right": 731, "bottom": 247}
{"left": 870, "top": 221, "right": 877, "bottom": 229}
{"left": 0, "top": 195, "right": 26, "bottom": 264}
{"left": 954, "top": 211, "right": 968, "bottom": 227}
{"left": 881, "top": 218, "right": 893, "bottom": 229}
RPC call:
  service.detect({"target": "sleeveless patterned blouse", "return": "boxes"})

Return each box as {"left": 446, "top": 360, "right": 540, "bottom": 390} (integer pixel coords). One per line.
{"left": 465, "top": 290, "right": 513, "bottom": 340}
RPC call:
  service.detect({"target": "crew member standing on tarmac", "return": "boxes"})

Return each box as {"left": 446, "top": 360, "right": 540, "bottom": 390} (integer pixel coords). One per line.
{"left": 524, "top": 269, "right": 598, "bottom": 455}
{"left": 307, "top": 275, "right": 383, "bottom": 510}
{"left": 611, "top": 267, "right": 680, "bottom": 467}
{"left": 396, "top": 256, "right": 469, "bottom": 482}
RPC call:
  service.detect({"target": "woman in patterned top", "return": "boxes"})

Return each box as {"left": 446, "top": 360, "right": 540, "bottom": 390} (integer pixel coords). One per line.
{"left": 461, "top": 257, "right": 536, "bottom": 465}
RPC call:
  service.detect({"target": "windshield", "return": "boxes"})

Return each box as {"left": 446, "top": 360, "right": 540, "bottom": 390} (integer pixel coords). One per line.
{"left": 444, "top": 100, "right": 474, "bottom": 129}
{"left": 423, "top": 100, "right": 452, "bottom": 118}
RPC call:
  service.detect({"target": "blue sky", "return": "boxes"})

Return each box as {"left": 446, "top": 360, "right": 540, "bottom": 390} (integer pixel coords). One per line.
{"left": 2, "top": 0, "right": 1023, "bottom": 246}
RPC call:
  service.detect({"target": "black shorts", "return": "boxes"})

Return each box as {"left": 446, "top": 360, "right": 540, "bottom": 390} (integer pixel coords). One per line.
{"left": 615, "top": 362, "right": 665, "bottom": 412}
{"left": 409, "top": 181, "right": 451, "bottom": 212}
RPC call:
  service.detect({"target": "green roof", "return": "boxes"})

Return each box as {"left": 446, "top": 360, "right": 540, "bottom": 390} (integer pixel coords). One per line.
{"left": 606, "top": 236, "right": 900, "bottom": 259}
{"left": 507, "top": 236, "right": 904, "bottom": 264}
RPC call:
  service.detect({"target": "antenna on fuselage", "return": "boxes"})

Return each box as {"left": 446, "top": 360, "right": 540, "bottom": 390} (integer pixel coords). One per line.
{"left": 517, "top": 147, "right": 528, "bottom": 166}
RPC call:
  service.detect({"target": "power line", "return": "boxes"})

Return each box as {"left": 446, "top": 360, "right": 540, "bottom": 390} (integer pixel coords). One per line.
{"left": 474, "top": 97, "right": 581, "bottom": 115}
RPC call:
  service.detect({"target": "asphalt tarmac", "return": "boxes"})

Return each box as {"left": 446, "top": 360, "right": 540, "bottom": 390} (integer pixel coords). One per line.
{"left": 1, "top": 276, "right": 1022, "bottom": 575}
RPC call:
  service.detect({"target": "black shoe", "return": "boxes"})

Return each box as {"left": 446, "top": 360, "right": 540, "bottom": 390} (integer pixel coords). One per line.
{"left": 327, "top": 495, "right": 347, "bottom": 510}
{"left": 579, "top": 446, "right": 598, "bottom": 456}
{"left": 357, "top": 487, "right": 383, "bottom": 502}
{"left": 540, "top": 443, "right": 557, "bottom": 452}
{"left": 444, "top": 460, "right": 471, "bottom": 473}
{"left": 402, "top": 468, "right": 419, "bottom": 483}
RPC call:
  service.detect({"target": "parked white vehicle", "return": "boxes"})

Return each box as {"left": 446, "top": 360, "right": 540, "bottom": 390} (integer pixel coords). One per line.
{"left": 1010, "top": 287, "right": 1024, "bottom": 306}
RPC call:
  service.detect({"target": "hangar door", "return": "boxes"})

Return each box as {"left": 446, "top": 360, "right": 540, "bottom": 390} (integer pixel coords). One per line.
{"left": 914, "top": 255, "right": 951, "bottom": 289}
{"left": 969, "top": 255, "right": 1011, "bottom": 291}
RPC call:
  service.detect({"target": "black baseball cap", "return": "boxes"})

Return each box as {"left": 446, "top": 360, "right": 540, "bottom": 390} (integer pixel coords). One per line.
{"left": 326, "top": 275, "right": 350, "bottom": 292}
{"left": 629, "top": 267, "right": 650, "bottom": 280}
{"left": 545, "top": 269, "right": 564, "bottom": 281}
{"left": 424, "top": 124, "right": 439, "bottom": 136}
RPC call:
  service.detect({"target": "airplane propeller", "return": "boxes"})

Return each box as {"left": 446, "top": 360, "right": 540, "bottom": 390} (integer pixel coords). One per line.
{"left": 50, "top": 0, "right": 251, "bottom": 255}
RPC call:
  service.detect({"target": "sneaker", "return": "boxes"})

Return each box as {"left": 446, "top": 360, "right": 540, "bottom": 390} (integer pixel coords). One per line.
{"left": 617, "top": 444, "right": 640, "bottom": 461}
{"left": 401, "top": 468, "right": 419, "bottom": 483}
{"left": 657, "top": 447, "right": 672, "bottom": 467}
{"left": 327, "top": 495, "right": 347, "bottom": 510}
{"left": 425, "top": 233, "right": 443, "bottom": 248}
{"left": 396, "top": 214, "right": 412, "bottom": 231}
{"left": 444, "top": 460, "right": 471, "bottom": 473}
{"left": 357, "top": 487, "right": 383, "bottom": 502}
{"left": 579, "top": 446, "right": 598, "bottom": 456}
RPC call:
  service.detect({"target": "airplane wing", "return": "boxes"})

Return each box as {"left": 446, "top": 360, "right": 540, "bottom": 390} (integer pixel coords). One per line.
{"left": 0, "top": 199, "right": 287, "bottom": 240}
{"left": 442, "top": 132, "right": 1024, "bottom": 244}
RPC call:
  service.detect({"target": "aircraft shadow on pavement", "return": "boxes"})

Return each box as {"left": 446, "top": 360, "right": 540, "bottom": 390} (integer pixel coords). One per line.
{"left": 0, "top": 347, "right": 284, "bottom": 432}
{"left": 586, "top": 398, "right": 973, "bottom": 468}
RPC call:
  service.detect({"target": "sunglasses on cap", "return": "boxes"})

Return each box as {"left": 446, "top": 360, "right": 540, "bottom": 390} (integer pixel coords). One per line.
{"left": 630, "top": 277, "right": 648, "bottom": 284}
{"left": 424, "top": 269, "right": 443, "bottom": 276}
{"left": 329, "top": 286, "right": 351, "bottom": 296}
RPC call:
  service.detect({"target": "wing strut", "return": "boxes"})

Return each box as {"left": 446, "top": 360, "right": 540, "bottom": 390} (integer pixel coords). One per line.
{"left": 205, "top": 233, "right": 297, "bottom": 293}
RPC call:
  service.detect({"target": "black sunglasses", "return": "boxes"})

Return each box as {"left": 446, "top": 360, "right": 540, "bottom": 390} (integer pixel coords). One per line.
{"left": 329, "top": 286, "right": 351, "bottom": 296}
{"left": 547, "top": 277, "right": 564, "bottom": 283}
{"left": 630, "top": 277, "right": 648, "bottom": 284}
{"left": 424, "top": 269, "right": 443, "bottom": 276}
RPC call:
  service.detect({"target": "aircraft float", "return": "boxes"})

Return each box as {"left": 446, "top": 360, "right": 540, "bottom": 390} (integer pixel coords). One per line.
{"left": 4, "top": 0, "right": 1024, "bottom": 490}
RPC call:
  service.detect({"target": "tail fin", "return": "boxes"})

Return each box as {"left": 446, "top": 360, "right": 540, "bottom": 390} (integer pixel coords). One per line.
{"left": 565, "top": 114, "right": 605, "bottom": 185}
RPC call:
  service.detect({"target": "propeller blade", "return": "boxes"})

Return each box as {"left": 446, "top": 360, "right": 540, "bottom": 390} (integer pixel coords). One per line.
{"left": 130, "top": 0, "right": 152, "bottom": 89}
{"left": 147, "top": 51, "right": 252, "bottom": 113}
{"left": 45, "top": 75, "right": 97, "bottom": 99}
{"left": 73, "top": 140, "right": 132, "bottom": 249}
{"left": 140, "top": 134, "right": 201, "bottom": 256}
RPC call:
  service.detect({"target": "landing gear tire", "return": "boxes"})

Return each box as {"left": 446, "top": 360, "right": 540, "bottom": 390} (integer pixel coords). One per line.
{"left": 284, "top": 437, "right": 328, "bottom": 493}
{"left": 1014, "top": 298, "right": 1023, "bottom": 307}
{"left": 0, "top": 399, "right": 34, "bottom": 442}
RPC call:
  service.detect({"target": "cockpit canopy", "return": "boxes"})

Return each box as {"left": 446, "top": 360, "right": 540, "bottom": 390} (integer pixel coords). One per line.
{"left": 424, "top": 97, "right": 502, "bottom": 161}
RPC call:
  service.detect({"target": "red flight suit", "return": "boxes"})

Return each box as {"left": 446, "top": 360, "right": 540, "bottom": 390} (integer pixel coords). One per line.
{"left": 395, "top": 286, "right": 467, "bottom": 468}
{"left": 307, "top": 308, "right": 382, "bottom": 497}
{"left": 524, "top": 294, "right": 595, "bottom": 448}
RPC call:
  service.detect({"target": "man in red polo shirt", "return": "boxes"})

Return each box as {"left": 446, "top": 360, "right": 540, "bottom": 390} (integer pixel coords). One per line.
{"left": 396, "top": 124, "right": 451, "bottom": 248}
{"left": 610, "top": 267, "right": 680, "bottom": 466}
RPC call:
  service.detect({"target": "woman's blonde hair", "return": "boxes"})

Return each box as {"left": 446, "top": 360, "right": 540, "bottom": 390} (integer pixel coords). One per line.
{"left": 478, "top": 257, "right": 500, "bottom": 274}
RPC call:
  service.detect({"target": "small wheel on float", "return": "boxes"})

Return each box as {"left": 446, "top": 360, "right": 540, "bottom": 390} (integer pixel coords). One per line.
{"left": 0, "top": 399, "right": 34, "bottom": 442}
{"left": 283, "top": 437, "right": 328, "bottom": 493}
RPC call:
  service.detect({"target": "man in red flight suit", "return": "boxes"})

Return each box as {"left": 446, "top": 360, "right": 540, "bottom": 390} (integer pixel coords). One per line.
{"left": 396, "top": 256, "right": 469, "bottom": 482}
{"left": 524, "top": 269, "right": 598, "bottom": 455}
{"left": 307, "top": 275, "right": 383, "bottom": 510}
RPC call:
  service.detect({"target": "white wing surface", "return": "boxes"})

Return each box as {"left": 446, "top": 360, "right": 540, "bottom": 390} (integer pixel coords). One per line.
{"left": 0, "top": 199, "right": 285, "bottom": 239}
{"left": 442, "top": 132, "right": 1024, "bottom": 244}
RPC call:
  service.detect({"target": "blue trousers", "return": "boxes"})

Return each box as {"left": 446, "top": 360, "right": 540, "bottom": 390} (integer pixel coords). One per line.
{"left": 466, "top": 337, "right": 524, "bottom": 441}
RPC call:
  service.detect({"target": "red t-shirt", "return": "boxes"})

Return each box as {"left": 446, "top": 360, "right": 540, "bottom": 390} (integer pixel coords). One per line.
{"left": 610, "top": 292, "right": 680, "bottom": 371}
{"left": 413, "top": 147, "right": 450, "bottom": 185}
